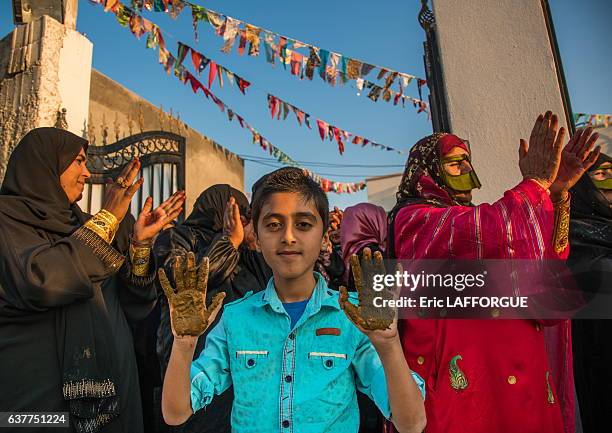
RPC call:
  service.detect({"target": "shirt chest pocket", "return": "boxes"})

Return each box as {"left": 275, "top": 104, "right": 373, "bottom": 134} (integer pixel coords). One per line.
{"left": 235, "top": 350, "right": 269, "bottom": 369}
{"left": 308, "top": 352, "right": 348, "bottom": 370}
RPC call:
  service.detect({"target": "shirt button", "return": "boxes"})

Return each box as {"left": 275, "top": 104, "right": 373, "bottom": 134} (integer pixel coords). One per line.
{"left": 508, "top": 375, "right": 517, "bottom": 385}
{"left": 282, "top": 420, "right": 290, "bottom": 428}
{"left": 289, "top": 333, "right": 295, "bottom": 340}
{"left": 417, "top": 356, "right": 425, "bottom": 365}
{"left": 285, "top": 375, "right": 292, "bottom": 383}
{"left": 247, "top": 359, "right": 255, "bottom": 367}
{"left": 325, "top": 359, "right": 333, "bottom": 368}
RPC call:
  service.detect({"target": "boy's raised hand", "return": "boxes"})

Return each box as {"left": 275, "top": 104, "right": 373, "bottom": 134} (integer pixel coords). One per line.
{"left": 339, "top": 248, "right": 398, "bottom": 342}
{"left": 159, "top": 252, "right": 226, "bottom": 338}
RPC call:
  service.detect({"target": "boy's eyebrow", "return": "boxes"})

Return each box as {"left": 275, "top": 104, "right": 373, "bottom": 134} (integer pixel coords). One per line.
{"left": 262, "top": 211, "right": 318, "bottom": 221}
{"left": 294, "top": 212, "right": 317, "bottom": 221}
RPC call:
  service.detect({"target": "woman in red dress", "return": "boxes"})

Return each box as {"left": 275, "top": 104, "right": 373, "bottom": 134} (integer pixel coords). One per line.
{"left": 388, "top": 113, "right": 600, "bottom": 433}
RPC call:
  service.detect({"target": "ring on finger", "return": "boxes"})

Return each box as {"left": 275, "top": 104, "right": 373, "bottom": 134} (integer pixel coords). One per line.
{"left": 115, "top": 177, "right": 130, "bottom": 189}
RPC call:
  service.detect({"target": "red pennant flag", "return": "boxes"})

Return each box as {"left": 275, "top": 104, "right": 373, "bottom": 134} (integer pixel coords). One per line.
{"left": 316, "top": 119, "right": 329, "bottom": 141}
{"left": 184, "top": 70, "right": 203, "bottom": 94}
{"left": 191, "top": 49, "right": 203, "bottom": 74}
{"left": 290, "top": 52, "right": 303, "bottom": 76}
{"left": 208, "top": 61, "right": 218, "bottom": 89}
{"left": 237, "top": 115, "right": 245, "bottom": 128}
{"left": 332, "top": 127, "right": 345, "bottom": 155}
{"left": 268, "top": 95, "right": 280, "bottom": 119}
{"left": 237, "top": 77, "right": 251, "bottom": 94}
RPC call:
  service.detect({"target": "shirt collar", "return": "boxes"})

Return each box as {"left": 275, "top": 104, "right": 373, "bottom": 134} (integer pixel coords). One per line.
{"left": 256, "top": 272, "right": 341, "bottom": 314}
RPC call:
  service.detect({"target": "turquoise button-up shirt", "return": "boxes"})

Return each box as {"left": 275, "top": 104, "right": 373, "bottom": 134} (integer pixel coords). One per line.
{"left": 190, "top": 273, "right": 425, "bottom": 433}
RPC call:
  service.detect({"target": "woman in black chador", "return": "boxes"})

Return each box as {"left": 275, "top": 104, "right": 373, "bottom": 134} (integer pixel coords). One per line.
{"left": 569, "top": 152, "right": 612, "bottom": 433}
{"left": 0, "top": 127, "right": 184, "bottom": 433}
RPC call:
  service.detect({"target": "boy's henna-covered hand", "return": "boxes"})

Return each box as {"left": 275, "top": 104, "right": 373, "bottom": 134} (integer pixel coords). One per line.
{"left": 159, "top": 252, "right": 226, "bottom": 337}
{"left": 339, "top": 248, "right": 396, "bottom": 331}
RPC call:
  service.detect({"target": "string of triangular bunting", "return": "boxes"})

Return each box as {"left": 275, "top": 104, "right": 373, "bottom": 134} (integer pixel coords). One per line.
{"left": 101, "top": 0, "right": 429, "bottom": 110}
{"left": 177, "top": 41, "right": 408, "bottom": 155}
{"left": 93, "top": 0, "right": 367, "bottom": 193}
{"left": 574, "top": 113, "right": 611, "bottom": 128}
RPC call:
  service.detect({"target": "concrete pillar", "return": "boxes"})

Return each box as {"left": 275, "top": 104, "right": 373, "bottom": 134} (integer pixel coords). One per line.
{"left": 431, "top": 0, "right": 571, "bottom": 203}
{"left": 0, "top": 13, "right": 92, "bottom": 179}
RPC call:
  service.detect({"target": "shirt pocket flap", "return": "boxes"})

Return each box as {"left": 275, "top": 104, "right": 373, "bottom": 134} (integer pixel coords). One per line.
{"left": 236, "top": 350, "right": 269, "bottom": 369}
{"left": 308, "top": 351, "right": 347, "bottom": 370}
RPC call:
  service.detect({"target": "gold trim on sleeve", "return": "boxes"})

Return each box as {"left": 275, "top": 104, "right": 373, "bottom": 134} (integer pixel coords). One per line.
{"left": 72, "top": 226, "right": 125, "bottom": 272}
{"left": 84, "top": 209, "right": 119, "bottom": 244}
{"left": 129, "top": 244, "right": 151, "bottom": 276}
{"left": 552, "top": 194, "right": 570, "bottom": 254}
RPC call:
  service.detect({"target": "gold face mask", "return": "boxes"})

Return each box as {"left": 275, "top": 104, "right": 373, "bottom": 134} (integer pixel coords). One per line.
{"left": 590, "top": 162, "right": 612, "bottom": 190}
{"left": 440, "top": 155, "right": 482, "bottom": 192}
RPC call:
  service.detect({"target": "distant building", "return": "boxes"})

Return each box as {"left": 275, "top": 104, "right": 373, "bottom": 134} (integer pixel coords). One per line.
{"left": 366, "top": 173, "right": 402, "bottom": 211}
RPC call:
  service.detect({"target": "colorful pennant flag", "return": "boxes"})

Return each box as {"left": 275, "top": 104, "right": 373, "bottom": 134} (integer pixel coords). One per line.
{"left": 92, "top": 0, "right": 367, "bottom": 193}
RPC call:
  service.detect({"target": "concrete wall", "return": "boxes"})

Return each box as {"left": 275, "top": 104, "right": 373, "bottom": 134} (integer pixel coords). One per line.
{"left": 0, "top": 15, "right": 91, "bottom": 178}
{"left": 432, "top": 0, "right": 570, "bottom": 204}
{"left": 88, "top": 69, "right": 244, "bottom": 212}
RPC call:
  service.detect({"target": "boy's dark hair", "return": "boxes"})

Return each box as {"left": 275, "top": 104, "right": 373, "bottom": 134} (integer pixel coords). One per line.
{"left": 251, "top": 167, "right": 329, "bottom": 235}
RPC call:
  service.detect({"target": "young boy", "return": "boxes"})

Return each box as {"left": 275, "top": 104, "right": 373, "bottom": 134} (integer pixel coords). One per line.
{"left": 161, "top": 167, "right": 426, "bottom": 432}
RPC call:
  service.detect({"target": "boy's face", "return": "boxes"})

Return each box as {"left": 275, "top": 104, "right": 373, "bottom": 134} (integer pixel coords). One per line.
{"left": 255, "top": 192, "right": 325, "bottom": 282}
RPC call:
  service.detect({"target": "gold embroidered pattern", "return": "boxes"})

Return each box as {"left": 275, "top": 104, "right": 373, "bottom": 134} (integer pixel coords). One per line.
{"left": 63, "top": 378, "right": 116, "bottom": 400}
{"left": 552, "top": 194, "right": 570, "bottom": 254}
{"left": 546, "top": 371, "right": 555, "bottom": 404}
{"left": 449, "top": 355, "right": 468, "bottom": 390}
{"left": 129, "top": 245, "right": 151, "bottom": 276}
{"left": 84, "top": 209, "right": 119, "bottom": 244}
{"left": 72, "top": 227, "right": 125, "bottom": 272}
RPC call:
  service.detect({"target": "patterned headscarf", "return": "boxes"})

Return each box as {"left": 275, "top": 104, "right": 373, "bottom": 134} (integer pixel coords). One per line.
{"left": 387, "top": 132, "right": 471, "bottom": 258}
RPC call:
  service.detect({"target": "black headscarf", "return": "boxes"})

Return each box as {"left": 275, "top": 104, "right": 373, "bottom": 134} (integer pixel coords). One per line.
{"left": 569, "top": 153, "right": 612, "bottom": 252}
{"left": 0, "top": 127, "right": 90, "bottom": 232}
{"left": 0, "top": 128, "right": 122, "bottom": 432}
{"left": 184, "top": 184, "right": 250, "bottom": 243}
{"left": 571, "top": 153, "right": 612, "bottom": 224}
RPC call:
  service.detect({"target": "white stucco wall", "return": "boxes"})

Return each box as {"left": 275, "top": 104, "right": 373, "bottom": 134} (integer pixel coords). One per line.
{"left": 366, "top": 173, "right": 402, "bottom": 211}
{"left": 432, "top": 0, "right": 570, "bottom": 204}
{"left": 58, "top": 28, "right": 92, "bottom": 136}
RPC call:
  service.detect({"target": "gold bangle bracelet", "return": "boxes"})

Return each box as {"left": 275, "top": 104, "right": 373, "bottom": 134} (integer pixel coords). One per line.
{"left": 84, "top": 209, "right": 119, "bottom": 244}
{"left": 129, "top": 244, "right": 151, "bottom": 276}
{"left": 552, "top": 194, "right": 571, "bottom": 254}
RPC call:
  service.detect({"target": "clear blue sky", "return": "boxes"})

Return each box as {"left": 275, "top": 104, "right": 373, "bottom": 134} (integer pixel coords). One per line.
{"left": 1, "top": 0, "right": 610, "bottom": 209}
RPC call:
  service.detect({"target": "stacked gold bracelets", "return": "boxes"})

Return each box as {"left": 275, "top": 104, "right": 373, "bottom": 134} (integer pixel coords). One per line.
{"left": 552, "top": 194, "right": 570, "bottom": 254}
{"left": 129, "top": 236, "right": 152, "bottom": 276}
{"left": 84, "top": 209, "right": 119, "bottom": 244}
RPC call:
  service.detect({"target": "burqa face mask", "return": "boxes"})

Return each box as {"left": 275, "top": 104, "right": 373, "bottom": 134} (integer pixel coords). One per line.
{"left": 440, "top": 155, "right": 482, "bottom": 192}
{"left": 590, "top": 162, "right": 612, "bottom": 190}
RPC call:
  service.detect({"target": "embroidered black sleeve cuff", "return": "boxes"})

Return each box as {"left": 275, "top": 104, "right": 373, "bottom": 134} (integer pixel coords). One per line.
{"left": 72, "top": 226, "right": 125, "bottom": 273}
{"left": 121, "top": 252, "right": 157, "bottom": 288}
